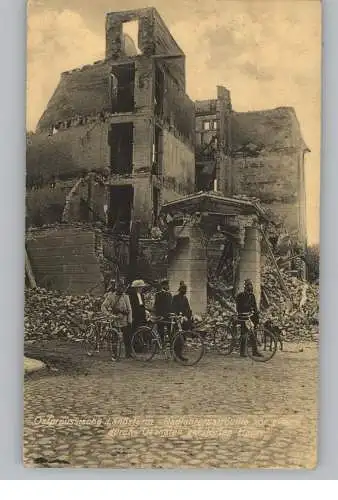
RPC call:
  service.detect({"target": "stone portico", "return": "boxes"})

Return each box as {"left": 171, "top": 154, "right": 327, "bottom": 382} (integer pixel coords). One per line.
{"left": 161, "top": 192, "right": 266, "bottom": 315}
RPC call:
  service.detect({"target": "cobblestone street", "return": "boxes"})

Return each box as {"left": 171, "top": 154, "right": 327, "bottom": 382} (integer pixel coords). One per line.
{"left": 24, "top": 340, "right": 318, "bottom": 469}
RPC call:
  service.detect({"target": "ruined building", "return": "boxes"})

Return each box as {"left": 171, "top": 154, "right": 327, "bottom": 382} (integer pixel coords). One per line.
{"left": 26, "top": 7, "right": 309, "bottom": 313}
{"left": 195, "top": 87, "right": 309, "bottom": 246}
{"left": 27, "top": 7, "right": 195, "bottom": 234}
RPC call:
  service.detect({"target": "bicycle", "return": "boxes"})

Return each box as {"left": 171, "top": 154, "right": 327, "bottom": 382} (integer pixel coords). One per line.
{"left": 211, "top": 312, "right": 278, "bottom": 362}
{"left": 84, "top": 313, "right": 124, "bottom": 361}
{"left": 131, "top": 313, "right": 205, "bottom": 366}
{"left": 194, "top": 316, "right": 234, "bottom": 355}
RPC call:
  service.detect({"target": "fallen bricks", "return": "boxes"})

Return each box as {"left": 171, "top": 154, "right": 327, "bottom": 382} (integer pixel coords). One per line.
{"left": 205, "top": 266, "right": 319, "bottom": 343}
{"left": 25, "top": 265, "right": 319, "bottom": 344}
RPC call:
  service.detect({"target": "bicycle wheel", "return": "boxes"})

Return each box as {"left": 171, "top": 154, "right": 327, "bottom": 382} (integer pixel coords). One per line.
{"left": 214, "top": 320, "right": 237, "bottom": 356}
{"left": 131, "top": 326, "right": 157, "bottom": 361}
{"left": 84, "top": 325, "right": 98, "bottom": 356}
{"left": 172, "top": 330, "right": 205, "bottom": 366}
{"left": 247, "top": 327, "right": 278, "bottom": 362}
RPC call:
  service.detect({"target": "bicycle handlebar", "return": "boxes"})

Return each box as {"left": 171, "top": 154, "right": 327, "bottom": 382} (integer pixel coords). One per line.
{"left": 149, "top": 313, "right": 184, "bottom": 322}
{"left": 236, "top": 312, "right": 255, "bottom": 320}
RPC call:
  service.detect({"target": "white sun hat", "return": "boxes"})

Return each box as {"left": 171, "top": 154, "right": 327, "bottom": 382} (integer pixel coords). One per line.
{"left": 131, "top": 279, "right": 147, "bottom": 288}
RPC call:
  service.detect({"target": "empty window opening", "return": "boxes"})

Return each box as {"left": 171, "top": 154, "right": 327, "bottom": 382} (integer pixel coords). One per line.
{"left": 201, "top": 133, "right": 208, "bottom": 145}
{"left": 152, "top": 126, "right": 163, "bottom": 175}
{"left": 155, "top": 65, "right": 165, "bottom": 117}
{"left": 110, "top": 63, "right": 135, "bottom": 113}
{"left": 79, "top": 198, "right": 90, "bottom": 221}
{"left": 203, "top": 119, "right": 218, "bottom": 131}
{"left": 153, "top": 186, "right": 160, "bottom": 225}
{"left": 195, "top": 163, "right": 216, "bottom": 192}
{"left": 109, "top": 123, "right": 133, "bottom": 175}
{"left": 122, "top": 20, "right": 142, "bottom": 55}
{"left": 108, "top": 185, "right": 133, "bottom": 234}
{"left": 201, "top": 134, "right": 218, "bottom": 159}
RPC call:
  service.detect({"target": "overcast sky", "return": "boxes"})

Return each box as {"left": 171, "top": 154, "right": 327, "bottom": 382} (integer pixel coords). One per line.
{"left": 27, "top": 0, "right": 321, "bottom": 244}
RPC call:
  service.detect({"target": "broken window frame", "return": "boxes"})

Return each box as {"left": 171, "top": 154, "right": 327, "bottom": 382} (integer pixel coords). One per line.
{"left": 202, "top": 119, "right": 218, "bottom": 131}
{"left": 155, "top": 65, "right": 165, "bottom": 118}
{"left": 152, "top": 125, "right": 163, "bottom": 176}
{"left": 109, "top": 122, "right": 134, "bottom": 175}
{"left": 121, "top": 19, "right": 142, "bottom": 55}
{"left": 108, "top": 185, "right": 134, "bottom": 234}
{"left": 110, "top": 63, "right": 136, "bottom": 113}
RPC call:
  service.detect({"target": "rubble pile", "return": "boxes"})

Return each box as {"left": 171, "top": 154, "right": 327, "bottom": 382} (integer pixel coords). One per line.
{"left": 24, "top": 285, "right": 158, "bottom": 342}
{"left": 204, "top": 266, "right": 319, "bottom": 343}
{"left": 25, "top": 265, "right": 319, "bottom": 344}
{"left": 24, "top": 288, "right": 102, "bottom": 341}
{"left": 260, "top": 265, "right": 319, "bottom": 341}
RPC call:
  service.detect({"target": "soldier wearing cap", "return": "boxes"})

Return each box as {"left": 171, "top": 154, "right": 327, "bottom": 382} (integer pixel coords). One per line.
{"left": 154, "top": 279, "right": 173, "bottom": 342}
{"left": 236, "top": 279, "right": 263, "bottom": 357}
{"left": 172, "top": 282, "right": 193, "bottom": 329}
{"left": 171, "top": 282, "right": 192, "bottom": 362}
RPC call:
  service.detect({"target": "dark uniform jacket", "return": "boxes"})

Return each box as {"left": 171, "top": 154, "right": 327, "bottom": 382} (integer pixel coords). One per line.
{"left": 128, "top": 290, "right": 147, "bottom": 327}
{"left": 172, "top": 293, "right": 192, "bottom": 319}
{"left": 154, "top": 290, "right": 172, "bottom": 318}
{"left": 236, "top": 291, "right": 259, "bottom": 326}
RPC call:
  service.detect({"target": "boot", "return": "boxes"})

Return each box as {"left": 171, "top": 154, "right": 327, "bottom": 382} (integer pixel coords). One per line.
{"left": 123, "top": 325, "right": 133, "bottom": 358}
{"left": 240, "top": 336, "right": 247, "bottom": 357}
{"left": 250, "top": 333, "right": 263, "bottom": 357}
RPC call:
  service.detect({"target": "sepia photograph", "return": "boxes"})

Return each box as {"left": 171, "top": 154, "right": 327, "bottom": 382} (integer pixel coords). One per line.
{"left": 24, "top": 0, "right": 320, "bottom": 469}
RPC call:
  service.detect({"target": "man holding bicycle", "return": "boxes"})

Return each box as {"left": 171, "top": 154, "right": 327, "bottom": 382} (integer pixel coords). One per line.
{"left": 171, "top": 282, "right": 192, "bottom": 362}
{"left": 236, "top": 279, "right": 263, "bottom": 358}
{"left": 101, "top": 281, "right": 133, "bottom": 359}
{"left": 154, "top": 279, "right": 172, "bottom": 343}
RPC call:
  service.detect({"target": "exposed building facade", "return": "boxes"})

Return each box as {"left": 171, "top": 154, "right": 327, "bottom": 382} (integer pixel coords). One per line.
{"left": 195, "top": 88, "right": 309, "bottom": 247}
{"left": 28, "top": 7, "right": 195, "bottom": 235}
{"left": 26, "top": 7, "right": 310, "bottom": 310}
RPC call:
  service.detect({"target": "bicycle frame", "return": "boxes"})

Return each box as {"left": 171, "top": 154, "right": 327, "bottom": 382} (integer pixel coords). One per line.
{"left": 152, "top": 316, "right": 181, "bottom": 346}
{"left": 85, "top": 315, "right": 123, "bottom": 355}
{"left": 143, "top": 315, "right": 184, "bottom": 354}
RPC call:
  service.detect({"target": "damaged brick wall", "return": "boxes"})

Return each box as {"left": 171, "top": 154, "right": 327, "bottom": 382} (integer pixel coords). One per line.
{"left": 232, "top": 150, "right": 305, "bottom": 239}
{"left": 26, "top": 226, "right": 105, "bottom": 295}
{"left": 26, "top": 184, "right": 69, "bottom": 228}
{"left": 136, "top": 239, "right": 168, "bottom": 281}
{"left": 162, "top": 129, "right": 195, "bottom": 202}
{"left": 28, "top": 7, "right": 196, "bottom": 236}
{"left": 159, "top": 60, "right": 195, "bottom": 144}
{"left": 156, "top": 56, "right": 195, "bottom": 204}
{"left": 26, "top": 178, "right": 108, "bottom": 228}
{"left": 105, "top": 8, "right": 156, "bottom": 60}
{"left": 152, "top": 9, "right": 185, "bottom": 89}
{"left": 37, "top": 61, "right": 112, "bottom": 131}
{"left": 27, "top": 122, "right": 110, "bottom": 188}
{"left": 105, "top": 8, "right": 185, "bottom": 88}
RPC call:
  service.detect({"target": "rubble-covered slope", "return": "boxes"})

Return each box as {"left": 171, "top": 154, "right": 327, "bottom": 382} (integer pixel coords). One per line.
{"left": 25, "top": 266, "right": 319, "bottom": 344}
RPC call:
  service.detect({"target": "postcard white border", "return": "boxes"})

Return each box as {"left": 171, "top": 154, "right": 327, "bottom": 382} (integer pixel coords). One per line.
{"left": 0, "top": 0, "right": 336, "bottom": 481}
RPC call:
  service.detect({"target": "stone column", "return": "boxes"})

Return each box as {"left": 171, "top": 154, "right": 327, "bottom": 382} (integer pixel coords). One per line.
{"left": 189, "top": 226, "right": 207, "bottom": 315}
{"left": 168, "top": 225, "right": 207, "bottom": 316}
{"left": 216, "top": 86, "right": 232, "bottom": 196}
{"left": 238, "top": 226, "right": 261, "bottom": 305}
